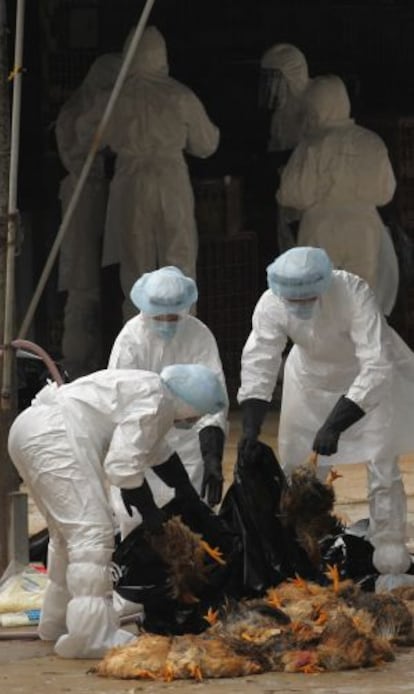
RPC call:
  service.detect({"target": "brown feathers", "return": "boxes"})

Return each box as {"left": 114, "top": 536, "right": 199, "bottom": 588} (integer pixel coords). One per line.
{"left": 280, "top": 463, "right": 342, "bottom": 567}
{"left": 145, "top": 515, "right": 224, "bottom": 604}
{"left": 93, "top": 574, "right": 412, "bottom": 681}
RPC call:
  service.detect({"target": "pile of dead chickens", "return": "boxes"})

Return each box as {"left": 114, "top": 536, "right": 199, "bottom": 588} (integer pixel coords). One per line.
{"left": 96, "top": 448, "right": 414, "bottom": 680}
{"left": 92, "top": 570, "right": 414, "bottom": 680}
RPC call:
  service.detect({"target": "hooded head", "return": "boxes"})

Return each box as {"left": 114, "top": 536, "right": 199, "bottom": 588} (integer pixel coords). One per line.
{"left": 130, "top": 266, "right": 198, "bottom": 315}
{"left": 83, "top": 53, "right": 121, "bottom": 95}
{"left": 304, "top": 74, "right": 351, "bottom": 131}
{"left": 160, "top": 364, "right": 228, "bottom": 421}
{"left": 260, "top": 43, "right": 309, "bottom": 106}
{"left": 123, "top": 25, "right": 168, "bottom": 78}
{"left": 267, "top": 247, "right": 333, "bottom": 301}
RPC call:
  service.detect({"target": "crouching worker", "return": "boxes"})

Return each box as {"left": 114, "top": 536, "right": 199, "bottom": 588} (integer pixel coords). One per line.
{"left": 8, "top": 364, "right": 228, "bottom": 658}
{"left": 238, "top": 246, "right": 414, "bottom": 590}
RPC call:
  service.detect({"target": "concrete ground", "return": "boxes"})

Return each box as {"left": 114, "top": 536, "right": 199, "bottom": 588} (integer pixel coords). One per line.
{"left": 2, "top": 409, "right": 414, "bottom": 693}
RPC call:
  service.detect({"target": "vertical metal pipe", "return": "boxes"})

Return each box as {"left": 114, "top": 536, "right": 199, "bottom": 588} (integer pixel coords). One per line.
{"left": 1, "top": 0, "right": 25, "bottom": 408}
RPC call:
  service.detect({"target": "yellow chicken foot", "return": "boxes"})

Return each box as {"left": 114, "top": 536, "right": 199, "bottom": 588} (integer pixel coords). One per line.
{"left": 203, "top": 607, "right": 219, "bottom": 625}
{"left": 200, "top": 540, "right": 226, "bottom": 565}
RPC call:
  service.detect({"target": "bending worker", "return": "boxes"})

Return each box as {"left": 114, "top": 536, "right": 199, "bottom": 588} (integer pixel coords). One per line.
{"left": 238, "top": 246, "right": 414, "bottom": 589}
{"left": 77, "top": 26, "right": 220, "bottom": 321}
{"left": 8, "top": 364, "right": 228, "bottom": 658}
{"left": 108, "top": 266, "right": 228, "bottom": 539}
{"left": 277, "top": 74, "right": 399, "bottom": 316}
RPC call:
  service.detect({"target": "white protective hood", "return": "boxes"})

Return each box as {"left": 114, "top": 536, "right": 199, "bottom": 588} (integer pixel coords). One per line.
{"left": 304, "top": 74, "right": 353, "bottom": 132}
{"left": 123, "top": 25, "right": 169, "bottom": 79}
{"left": 261, "top": 43, "right": 309, "bottom": 97}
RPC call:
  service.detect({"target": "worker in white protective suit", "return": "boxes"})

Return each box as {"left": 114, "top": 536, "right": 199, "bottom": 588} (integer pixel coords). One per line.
{"left": 77, "top": 26, "right": 220, "bottom": 321}
{"left": 259, "top": 43, "right": 310, "bottom": 155}
{"left": 258, "top": 43, "right": 311, "bottom": 258}
{"left": 56, "top": 52, "right": 121, "bottom": 378}
{"left": 238, "top": 246, "right": 414, "bottom": 590}
{"left": 108, "top": 266, "right": 228, "bottom": 540}
{"left": 8, "top": 364, "right": 228, "bottom": 658}
{"left": 277, "top": 74, "right": 399, "bottom": 317}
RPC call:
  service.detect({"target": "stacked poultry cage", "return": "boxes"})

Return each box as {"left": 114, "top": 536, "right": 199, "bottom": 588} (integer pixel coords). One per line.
{"left": 194, "top": 176, "right": 259, "bottom": 407}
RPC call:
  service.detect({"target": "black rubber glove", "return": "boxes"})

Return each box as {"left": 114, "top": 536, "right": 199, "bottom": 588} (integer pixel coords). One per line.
{"left": 238, "top": 398, "right": 269, "bottom": 462}
{"left": 153, "top": 452, "right": 199, "bottom": 504}
{"left": 120, "top": 480, "right": 167, "bottom": 533}
{"left": 199, "top": 426, "right": 225, "bottom": 507}
{"left": 312, "top": 395, "right": 365, "bottom": 456}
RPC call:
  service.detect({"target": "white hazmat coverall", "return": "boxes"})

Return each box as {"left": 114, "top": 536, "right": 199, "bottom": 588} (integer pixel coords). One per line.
{"left": 56, "top": 53, "right": 121, "bottom": 377}
{"left": 238, "top": 270, "right": 414, "bottom": 580}
{"left": 260, "top": 43, "right": 310, "bottom": 153}
{"left": 259, "top": 43, "right": 311, "bottom": 254}
{"left": 277, "top": 75, "right": 399, "bottom": 316}
{"left": 8, "top": 370, "right": 180, "bottom": 658}
{"left": 108, "top": 313, "right": 228, "bottom": 538}
{"left": 77, "top": 27, "right": 220, "bottom": 320}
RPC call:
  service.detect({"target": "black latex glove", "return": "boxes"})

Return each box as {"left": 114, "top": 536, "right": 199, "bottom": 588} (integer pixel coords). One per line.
{"left": 312, "top": 395, "right": 365, "bottom": 456}
{"left": 238, "top": 398, "right": 269, "bottom": 463}
{"left": 120, "top": 480, "right": 167, "bottom": 534}
{"left": 199, "top": 426, "right": 225, "bottom": 506}
{"left": 153, "top": 452, "right": 199, "bottom": 504}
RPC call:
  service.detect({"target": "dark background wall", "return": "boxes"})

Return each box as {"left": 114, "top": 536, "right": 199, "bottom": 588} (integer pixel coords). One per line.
{"left": 6, "top": 0, "right": 414, "bottom": 395}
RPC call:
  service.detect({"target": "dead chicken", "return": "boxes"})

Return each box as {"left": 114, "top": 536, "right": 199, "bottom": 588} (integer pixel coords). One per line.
{"left": 144, "top": 515, "right": 225, "bottom": 604}
{"left": 280, "top": 456, "right": 343, "bottom": 567}
{"left": 90, "top": 633, "right": 172, "bottom": 679}
{"left": 92, "top": 631, "right": 262, "bottom": 681}
{"left": 92, "top": 572, "right": 410, "bottom": 681}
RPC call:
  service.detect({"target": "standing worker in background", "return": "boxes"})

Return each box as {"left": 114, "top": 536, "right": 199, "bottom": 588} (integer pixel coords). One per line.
{"left": 56, "top": 52, "right": 121, "bottom": 378}
{"left": 108, "top": 265, "right": 228, "bottom": 540}
{"left": 77, "top": 26, "right": 220, "bottom": 321}
{"left": 277, "top": 74, "right": 399, "bottom": 317}
{"left": 258, "top": 43, "right": 311, "bottom": 259}
{"left": 8, "top": 364, "right": 228, "bottom": 658}
{"left": 238, "top": 246, "right": 414, "bottom": 590}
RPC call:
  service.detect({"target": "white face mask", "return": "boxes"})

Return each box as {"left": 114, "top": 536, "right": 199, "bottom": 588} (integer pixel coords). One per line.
{"left": 151, "top": 320, "right": 179, "bottom": 340}
{"left": 284, "top": 298, "right": 317, "bottom": 320}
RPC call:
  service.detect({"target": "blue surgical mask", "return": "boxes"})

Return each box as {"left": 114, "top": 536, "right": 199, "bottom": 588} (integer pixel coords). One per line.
{"left": 150, "top": 320, "right": 179, "bottom": 340}
{"left": 284, "top": 299, "right": 317, "bottom": 320}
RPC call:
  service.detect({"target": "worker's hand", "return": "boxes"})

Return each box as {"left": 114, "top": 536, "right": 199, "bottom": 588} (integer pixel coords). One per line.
{"left": 199, "top": 426, "right": 225, "bottom": 507}
{"left": 142, "top": 507, "right": 168, "bottom": 535}
{"left": 120, "top": 482, "right": 167, "bottom": 534}
{"left": 237, "top": 436, "right": 263, "bottom": 465}
{"left": 201, "top": 458, "right": 224, "bottom": 507}
{"left": 312, "top": 426, "right": 340, "bottom": 456}
{"left": 313, "top": 396, "right": 365, "bottom": 456}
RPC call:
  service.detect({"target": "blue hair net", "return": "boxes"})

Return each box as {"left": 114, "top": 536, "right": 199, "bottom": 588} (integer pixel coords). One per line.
{"left": 267, "top": 247, "right": 333, "bottom": 299}
{"left": 160, "top": 364, "right": 228, "bottom": 415}
{"left": 130, "top": 266, "right": 198, "bottom": 315}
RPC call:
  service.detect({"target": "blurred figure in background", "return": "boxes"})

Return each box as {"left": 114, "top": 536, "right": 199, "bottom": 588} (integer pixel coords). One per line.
{"left": 56, "top": 52, "right": 121, "bottom": 378}
{"left": 78, "top": 26, "right": 220, "bottom": 321}
{"left": 258, "top": 43, "right": 311, "bottom": 259}
{"left": 277, "top": 75, "right": 399, "bottom": 316}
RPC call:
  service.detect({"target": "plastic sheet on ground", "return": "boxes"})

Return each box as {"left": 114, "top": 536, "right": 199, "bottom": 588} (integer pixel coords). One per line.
{"left": 0, "top": 561, "right": 47, "bottom": 626}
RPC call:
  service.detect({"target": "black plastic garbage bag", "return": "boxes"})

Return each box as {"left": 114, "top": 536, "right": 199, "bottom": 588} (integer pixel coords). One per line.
{"left": 219, "top": 441, "right": 322, "bottom": 594}
{"left": 29, "top": 527, "right": 49, "bottom": 566}
{"left": 112, "top": 494, "right": 242, "bottom": 634}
